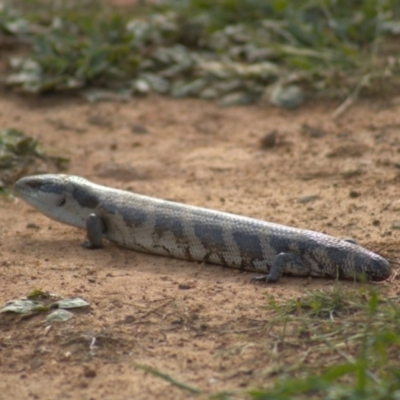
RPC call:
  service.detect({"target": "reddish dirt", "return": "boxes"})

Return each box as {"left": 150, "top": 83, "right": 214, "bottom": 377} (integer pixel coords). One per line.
{"left": 0, "top": 91, "right": 399, "bottom": 399}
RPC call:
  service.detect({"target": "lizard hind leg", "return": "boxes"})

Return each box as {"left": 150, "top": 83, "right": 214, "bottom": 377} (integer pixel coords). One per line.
{"left": 84, "top": 213, "right": 106, "bottom": 249}
{"left": 251, "top": 252, "right": 310, "bottom": 283}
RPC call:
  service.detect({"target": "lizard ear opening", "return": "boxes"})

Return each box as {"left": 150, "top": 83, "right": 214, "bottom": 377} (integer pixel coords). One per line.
{"left": 57, "top": 198, "right": 66, "bottom": 207}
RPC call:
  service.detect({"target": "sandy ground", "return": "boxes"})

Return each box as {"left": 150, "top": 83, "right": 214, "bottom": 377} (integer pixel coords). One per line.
{"left": 0, "top": 91, "right": 400, "bottom": 399}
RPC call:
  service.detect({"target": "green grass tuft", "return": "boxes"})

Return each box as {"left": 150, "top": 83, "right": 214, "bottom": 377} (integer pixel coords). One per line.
{"left": 138, "top": 288, "right": 400, "bottom": 399}
{"left": 2, "top": 0, "right": 400, "bottom": 104}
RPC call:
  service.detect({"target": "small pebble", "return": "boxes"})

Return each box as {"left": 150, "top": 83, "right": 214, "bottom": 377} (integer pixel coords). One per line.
{"left": 297, "top": 195, "right": 320, "bottom": 204}
{"left": 392, "top": 221, "right": 400, "bottom": 229}
{"left": 178, "top": 283, "right": 193, "bottom": 290}
{"left": 123, "top": 315, "right": 135, "bottom": 324}
{"left": 301, "top": 123, "right": 326, "bottom": 138}
{"left": 83, "top": 366, "right": 97, "bottom": 378}
{"left": 260, "top": 130, "right": 277, "bottom": 149}
{"left": 131, "top": 124, "right": 149, "bottom": 134}
{"left": 349, "top": 190, "right": 361, "bottom": 198}
{"left": 26, "top": 223, "right": 40, "bottom": 229}
{"left": 390, "top": 200, "right": 400, "bottom": 211}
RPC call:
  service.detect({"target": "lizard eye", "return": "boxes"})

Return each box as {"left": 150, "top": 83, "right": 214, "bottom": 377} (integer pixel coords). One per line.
{"left": 58, "top": 198, "right": 66, "bottom": 207}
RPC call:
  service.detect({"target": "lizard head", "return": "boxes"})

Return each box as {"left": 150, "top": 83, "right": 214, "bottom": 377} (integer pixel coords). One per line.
{"left": 14, "top": 174, "right": 99, "bottom": 229}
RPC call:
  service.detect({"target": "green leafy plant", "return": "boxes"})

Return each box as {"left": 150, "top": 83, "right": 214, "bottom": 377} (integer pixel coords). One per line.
{"left": 3, "top": 0, "right": 400, "bottom": 108}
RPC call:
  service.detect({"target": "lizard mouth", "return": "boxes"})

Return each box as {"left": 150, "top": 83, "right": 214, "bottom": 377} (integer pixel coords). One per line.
{"left": 14, "top": 177, "right": 34, "bottom": 196}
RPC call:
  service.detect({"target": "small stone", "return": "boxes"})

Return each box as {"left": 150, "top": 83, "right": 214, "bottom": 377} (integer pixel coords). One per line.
{"left": 131, "top": 124, "right": 149, "bottom": 134}
{"left": 83, "top": 366, "right": 97, "bottom": 378}
{"left": 341, "top": 168, "right": 363, "bottom": 179}
{"left": 349, "top": 190, "right": 361, "bottom": 198}
{"left": 301, "top": 123, "right": 326, "bottom": 138}
{"left": 260, "top": 131, "right": 277, "bottom": 149}
{"left": 373, "top": 220, "right": 381, "bottom": 226}
{"left": 390, "top": 200, "right": 400, "bottom": 211}
{"left": 123, "top": 315, "right": 135, "bottom": 324}
{"left": 30, "top": 357, "right": 44, "bottom": 369}
{"left": 297, "top": 195, "right": 320, "bottom": 204}
{"left": 392, "top": 221, "right": 400, "bottom": 229}
{"left": 178, "top": 283, "right": 193, "bottom": 290}
{"left": 26, "top": 223, "right": 40, "bottom": 229}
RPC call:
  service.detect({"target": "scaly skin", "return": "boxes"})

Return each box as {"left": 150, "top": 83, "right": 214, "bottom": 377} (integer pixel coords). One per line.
{"left": 14, "top": 174, "right": 391, "bottom": 283}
